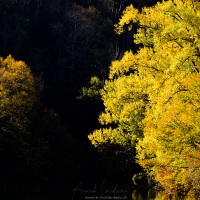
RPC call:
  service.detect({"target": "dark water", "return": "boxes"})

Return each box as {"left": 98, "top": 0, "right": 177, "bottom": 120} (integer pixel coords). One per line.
{"left": 131, "top": 189, "right": 184, "bottom": 200}
{"left": 0, "top": 180, "right": 191, "bottom": 200}
{"left": 132, "top": 188, "right": 198, "bottom": 200}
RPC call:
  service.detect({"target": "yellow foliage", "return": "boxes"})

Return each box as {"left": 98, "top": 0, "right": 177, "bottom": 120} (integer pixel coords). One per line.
{"left": 88, "top": 128, "right": 128, "bottom": 147}
{"left": 89, "top": 0, "right": 200, "bottom": 195}
{"left": 115, "top": 5, "right": 139, "bottom": 34}
{"left": 0, "top": 55, "right": 37, "bottom": 133}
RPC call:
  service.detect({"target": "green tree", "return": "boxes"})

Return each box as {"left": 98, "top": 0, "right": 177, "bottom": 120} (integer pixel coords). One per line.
{"left": 88, "top": 0, "right": 200, "bottom": 195}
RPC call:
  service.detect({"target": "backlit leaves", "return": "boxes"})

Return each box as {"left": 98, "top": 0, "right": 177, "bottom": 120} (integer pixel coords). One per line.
{"left": 0, "top": 55, "right": 37, "bottom": 134}
{"left": 88, "top": 0, "right": 200, "bottom": 195}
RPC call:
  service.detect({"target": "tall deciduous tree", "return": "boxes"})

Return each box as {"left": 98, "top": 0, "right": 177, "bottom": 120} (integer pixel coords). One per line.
{"left": 89, "top": 0, "right": 200, "bottom": 195}
{"left": 0, "top": 55, "right": 38, "bottom": 177}
{"left": 0, "top": 55, "right": 37, "bottom": 134}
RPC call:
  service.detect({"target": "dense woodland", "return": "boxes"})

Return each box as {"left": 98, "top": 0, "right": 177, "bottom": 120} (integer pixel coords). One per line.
{"left": 0, "top": 0, "right": 158, "bottom": 182}
{"left": 1, "top": 0, "right": 200, "bottom": 199}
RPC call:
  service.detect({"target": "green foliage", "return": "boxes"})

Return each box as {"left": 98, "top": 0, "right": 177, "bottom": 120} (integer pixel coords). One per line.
{"left": 88, "top": 73, "right": 147, "bottom": 148}
{"left": 88, "top": 0, "right": 200, "bottom": 195}
{"left": 79, "top": 76, "right": 103, "bottom": 100}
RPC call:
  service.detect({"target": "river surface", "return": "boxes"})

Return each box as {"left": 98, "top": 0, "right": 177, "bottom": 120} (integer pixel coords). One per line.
{"left": 0, "top": 180, "right": 191, "bottom": 200}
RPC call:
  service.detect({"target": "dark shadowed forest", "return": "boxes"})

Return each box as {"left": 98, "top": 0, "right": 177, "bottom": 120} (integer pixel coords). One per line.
{"left": 0, "top": 0, "right": 158, "bottom": 185}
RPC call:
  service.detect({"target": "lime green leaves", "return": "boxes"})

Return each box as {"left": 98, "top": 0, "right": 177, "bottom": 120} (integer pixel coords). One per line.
{"left": 89, "top": 0, "right": 200, "bottom": 194}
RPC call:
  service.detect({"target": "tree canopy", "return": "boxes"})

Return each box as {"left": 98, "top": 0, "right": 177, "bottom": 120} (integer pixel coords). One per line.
{"left": 0, "top": 55, "right": 37, "bottom": 135}
{"left": 88, "top": 0, "right": 200, "bottom": 195}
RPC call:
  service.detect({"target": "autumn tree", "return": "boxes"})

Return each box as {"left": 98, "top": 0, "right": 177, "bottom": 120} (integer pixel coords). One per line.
{"left": 0, "top": 55, "right": 98, "bottom": 181}
{"left": 88, "top": 0, "right": 200, "bottom": 195}
{"left": 0, "top": 55, "right": 38, "bottom": 177}
{"left": 0, "top": 55, "right": 37, "bottom": 133}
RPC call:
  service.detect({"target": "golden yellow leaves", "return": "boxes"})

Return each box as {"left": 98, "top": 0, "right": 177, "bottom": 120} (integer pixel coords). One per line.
{"left": 140, "top": 73, "right": 200, "bottom": 191}
{"left": 88, "top": 128, "right": 128, "bottom": 147}
{"left": 0, "top": 55, "right": 37, "bottom": 133}
{"left": 115, "top": 5, "right": 139, "bottom": 34}
{"left": 88, "top": 73, "right": 146, "bottom": 147}
{"left": 88, "top": 0, "right": 200, "bottom": 195}
{"left": 109, "top": 51, "right": 136, "bottom": 79}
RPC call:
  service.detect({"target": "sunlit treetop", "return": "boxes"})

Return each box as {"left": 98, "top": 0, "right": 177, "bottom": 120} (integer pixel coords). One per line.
{"left": 0, "top": 55, "right": 37, "bottom": 134}
{"left": 113, "top": 0, "right": 200, "bottom": 76}
{"left": 89, "top": 0, "right": 200, "bottom": 193}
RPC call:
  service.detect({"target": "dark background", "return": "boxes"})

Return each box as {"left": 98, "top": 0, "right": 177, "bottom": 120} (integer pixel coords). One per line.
{"left": 0, "top": 0, "right": 160, "bottom": 199}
